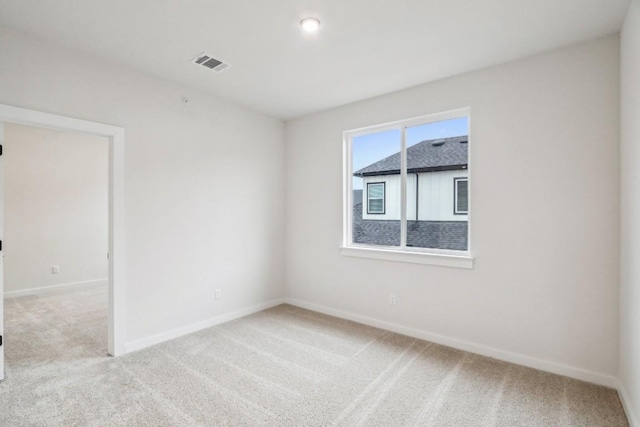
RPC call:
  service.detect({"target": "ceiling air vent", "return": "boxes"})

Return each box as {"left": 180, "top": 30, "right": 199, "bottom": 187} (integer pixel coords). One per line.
{"left": 192, "top": 53, "right": 231, "bottom": 72}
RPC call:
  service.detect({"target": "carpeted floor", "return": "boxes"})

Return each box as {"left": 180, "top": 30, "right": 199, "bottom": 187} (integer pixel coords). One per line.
{"left": 0, "top": 286, "right": 629, "bottom": 426}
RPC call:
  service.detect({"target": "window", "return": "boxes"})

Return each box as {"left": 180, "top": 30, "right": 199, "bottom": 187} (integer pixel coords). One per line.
{"left": 343, "top": 108, "right": 472, "bottom": 268}
{"left": 454, "top": 178, "right": 468, "bottom": 214}
{"left": 367, "top": 182, "right": 385, "bottom": 214}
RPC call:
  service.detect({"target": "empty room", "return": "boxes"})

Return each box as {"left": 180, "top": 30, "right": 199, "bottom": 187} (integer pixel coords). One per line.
{"left": 0, "top": 0, "right": 639, "bottom": 426}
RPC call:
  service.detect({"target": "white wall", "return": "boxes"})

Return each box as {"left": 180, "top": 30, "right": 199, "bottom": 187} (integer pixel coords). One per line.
{"left": 286, "top": 36, "right": 620, "bottom": 383}
{"left": 0, "top": 28, "right": 285, "bottom": 344}
{"left": 620, "top": 0, "right": 640, "bottom": 424}
{"left": 362, "top": 171, "right": 468, "bottom": 221}
{"left": 4, "top": 124, "right": 108, "bottom": 294}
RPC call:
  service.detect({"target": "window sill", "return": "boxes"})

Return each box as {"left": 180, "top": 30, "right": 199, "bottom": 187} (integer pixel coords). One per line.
{"left": 340, "top": 245, "right": 474, "bottom": 269}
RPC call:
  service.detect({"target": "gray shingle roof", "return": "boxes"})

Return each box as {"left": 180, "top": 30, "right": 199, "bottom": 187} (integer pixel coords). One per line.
{"left": 353, "top": 189, "right": 363, "bottom": 207}
{"left": 354, "top": 135, "right": 468, "bottom": 177}
{"left": 352, "top": 202, "right": 468, "bottom": 250}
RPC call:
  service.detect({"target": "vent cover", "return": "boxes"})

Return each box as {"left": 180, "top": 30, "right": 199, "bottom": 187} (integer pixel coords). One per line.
{"left": 192, "top": 53, "right": 231, "bottom": 72}
{"left": 431, "top": 139, "right": 446, "bottom": 147}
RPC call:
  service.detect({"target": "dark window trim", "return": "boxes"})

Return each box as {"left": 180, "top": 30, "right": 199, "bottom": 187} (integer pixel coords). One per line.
{"left": 367, "top": 182, "right": 386, "bottom": 215}
{"left": 453, "top": 177, "right": 468, "bottom": 215}
{"left": 415, "top": 173, "right": 419, "bottom": 220}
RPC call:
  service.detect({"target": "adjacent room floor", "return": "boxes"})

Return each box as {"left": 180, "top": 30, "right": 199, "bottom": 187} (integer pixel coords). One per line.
{"left": 0, "top": 288, "right": 629, "bottom": 426}
{"left": 3, "top": 285, "right": 108, "bottom": 382}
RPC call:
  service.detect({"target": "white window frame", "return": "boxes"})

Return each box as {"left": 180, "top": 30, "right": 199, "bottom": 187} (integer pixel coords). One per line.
{"left": 366, "top": 182, "right": 385, "bottom": 214}
{"left": 341, "top": 107, "right": 473, "bottom": 269}
{"left": 454, "top": 177, "right": 469, "bottom": 215}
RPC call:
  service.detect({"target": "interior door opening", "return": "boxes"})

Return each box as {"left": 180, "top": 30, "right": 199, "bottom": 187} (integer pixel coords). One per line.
{"left": 2, "top": 123, "right": 109, "bottom": 376}
{"left": 0, "top": 103, "right": 126, "bottom": 381}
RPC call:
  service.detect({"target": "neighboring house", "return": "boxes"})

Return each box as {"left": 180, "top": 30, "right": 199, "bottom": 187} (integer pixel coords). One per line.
{"left": 352, "top": 136, "right": 468, "bottom": 250}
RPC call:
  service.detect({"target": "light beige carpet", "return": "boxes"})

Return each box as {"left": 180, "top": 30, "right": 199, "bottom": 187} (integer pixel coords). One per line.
{"left": 0, "top": 286, "right": 629, "bottom": 426}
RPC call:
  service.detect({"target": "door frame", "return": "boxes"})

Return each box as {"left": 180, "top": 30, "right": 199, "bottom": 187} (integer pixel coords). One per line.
{"left": 0, "top": 103, "right": 126, "bottom": 357}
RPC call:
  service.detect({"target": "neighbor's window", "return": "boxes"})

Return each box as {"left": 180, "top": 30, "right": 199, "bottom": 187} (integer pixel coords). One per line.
{"left": 367, "top": 183, "right": 385, "bottom": 214}
{"left": 344, "top": 109, "right": 470, "bottom": 259}
{"left": 454, "top": 178, "right": 468, "bottom": 215}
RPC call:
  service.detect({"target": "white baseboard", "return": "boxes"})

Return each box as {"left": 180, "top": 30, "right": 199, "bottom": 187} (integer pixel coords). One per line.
{"left": 124, "top": 298, "right": 285, "bottom": 354}
{"left": 4, "top": 278, "right": 108, "bottom": 298}
{"left": 284, "top": 298, "right": 618, "bottom": 389}
{"left": 617, "top": 381, "right": 639, "bottom": 427}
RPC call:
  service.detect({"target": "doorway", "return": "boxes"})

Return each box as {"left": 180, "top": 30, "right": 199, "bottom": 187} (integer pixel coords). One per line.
{"left": 0, "top": 104, "right": 126, "bottom": 380}
{"left": 4, "top": 123, "right": 109, "bottom": 373}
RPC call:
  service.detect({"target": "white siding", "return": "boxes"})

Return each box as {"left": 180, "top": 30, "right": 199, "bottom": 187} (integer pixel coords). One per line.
{"left": 362, "top": 170, "right": 468, "bottom": 221}
{"left": 418, "top": 170, "right": 468, "bottom": 221}
{"left": 407, "top": 174, "right": 417, "bottom": 221}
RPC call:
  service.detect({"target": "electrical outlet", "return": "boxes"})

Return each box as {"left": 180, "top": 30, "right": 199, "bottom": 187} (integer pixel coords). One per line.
{"left": 214, "top": 289, "right": 221, "bottom": 300}
{"left": 52, "top": 266, "right": 60, "bottom": 274}
{"left": 389, "top": 294, "right": 396, "bottom": 305}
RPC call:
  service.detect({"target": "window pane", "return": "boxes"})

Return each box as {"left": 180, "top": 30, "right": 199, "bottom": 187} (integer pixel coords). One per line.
{"left": 368, "top": 183, "right": 384, "bottom": 199}
{"left": 368, "top": 198, "right": 384, "bottom": 213}
{"left": 456, "top": 179, "right": 468, "bottom": 213}
{"left": 405, "top": 117, "right": 469, "bottom": 251}
{"left": 352, "top": 129, "right": 400, "bottom": 246}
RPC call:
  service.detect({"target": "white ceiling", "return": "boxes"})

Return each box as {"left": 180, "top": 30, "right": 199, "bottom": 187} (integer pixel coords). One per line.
{"left": 0, "top": 0, "right": 630, "bottom": 119}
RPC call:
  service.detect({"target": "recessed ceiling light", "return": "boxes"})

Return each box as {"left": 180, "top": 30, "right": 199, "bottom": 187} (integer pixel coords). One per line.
{"left": 300, "top": 17, "right": 321, "bottom": 33}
